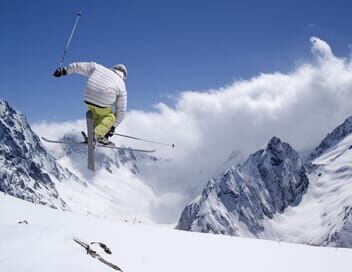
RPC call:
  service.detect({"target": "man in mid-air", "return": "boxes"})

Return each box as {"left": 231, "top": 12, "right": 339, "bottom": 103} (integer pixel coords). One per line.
{"left": 54, "top": 62, "right": 127, "bottom": 145}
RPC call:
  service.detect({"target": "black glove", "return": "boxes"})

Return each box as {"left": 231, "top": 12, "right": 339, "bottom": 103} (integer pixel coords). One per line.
{"left": 107, "top": 126, "right": 116, "bottom": 138}
{"left": 53, "top": 67, "right": 67, "bottom": 77}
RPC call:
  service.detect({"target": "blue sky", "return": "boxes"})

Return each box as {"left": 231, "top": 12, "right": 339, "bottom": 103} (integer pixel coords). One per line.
{"left": 1, "top": 0, "right": 352, "bottom": 122}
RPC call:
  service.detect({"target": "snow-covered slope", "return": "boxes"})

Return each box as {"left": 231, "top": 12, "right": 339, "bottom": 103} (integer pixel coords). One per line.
{"left": 41, "top": 133, "right": 158, "bottom": 223}
{"left": 1, "top": 192, "right": 351, "bottom": 272}
{"left": 261, "top": 132, "right": 352, "bottom": 248}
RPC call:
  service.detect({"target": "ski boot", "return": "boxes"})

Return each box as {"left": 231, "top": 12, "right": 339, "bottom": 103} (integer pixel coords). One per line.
{"left": 96, "top": 136, "right": 115, "bottom": 147}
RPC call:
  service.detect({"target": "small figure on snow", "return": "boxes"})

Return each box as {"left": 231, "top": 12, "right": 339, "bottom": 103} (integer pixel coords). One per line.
{"left": 53, "top": 62, "right": 127, "bottom": 145}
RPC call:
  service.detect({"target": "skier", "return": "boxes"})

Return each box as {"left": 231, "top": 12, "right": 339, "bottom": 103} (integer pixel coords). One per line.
{"left": 53, "top": 62, "right": 127, "bottom": 145}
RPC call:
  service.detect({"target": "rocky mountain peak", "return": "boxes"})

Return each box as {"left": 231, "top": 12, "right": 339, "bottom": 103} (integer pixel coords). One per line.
{"left": 177, "top": 136, "right": 309, "bottom": 236}
{"left": 309, "top": 116, "right": 352, "bottom": 161}
{"left": 0, "top": 99, "right": 83, "bottom": 209}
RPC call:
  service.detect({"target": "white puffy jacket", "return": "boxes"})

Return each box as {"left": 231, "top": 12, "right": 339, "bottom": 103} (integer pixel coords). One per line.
{"left": 66, "top": 62, "right": 127, "bottom": 127}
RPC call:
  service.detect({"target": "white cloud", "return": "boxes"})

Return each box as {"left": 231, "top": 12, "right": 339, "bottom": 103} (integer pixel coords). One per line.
{"left": 32, "top": 37, "right": 352, "bottom": 224}
{"left": 310, "top": 36, "right": 334, "bottom": 59}
{"left": 33, "top": 119, "right": 85, "bottom": 157}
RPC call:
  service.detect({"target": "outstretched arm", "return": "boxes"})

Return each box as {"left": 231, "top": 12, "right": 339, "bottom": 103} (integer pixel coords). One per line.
{"left": 53, "top": 62, "right": 97, "bottom": 78}
{"left": 65, "top": 62, "right": 97, "bottom": 77}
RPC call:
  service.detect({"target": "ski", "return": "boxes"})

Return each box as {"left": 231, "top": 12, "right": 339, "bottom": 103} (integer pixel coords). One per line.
{"left": 41, "top": 137, "right": 156, "bottom": 153}
{"left": 86, "top": 111, "right": 95, "bottom": 171}
{"left": 114, "top": 133, "right": 175, "bottom": 148}
{"left": 73, "top": 238, "right": 123, "bottom": 271}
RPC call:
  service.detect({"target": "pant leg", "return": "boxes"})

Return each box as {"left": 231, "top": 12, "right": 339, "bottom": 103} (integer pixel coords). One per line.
{"left": 92, "top": 106, "right": 116, "bottom": 138}
{"left": 86, "top": 104, "right": 99, "bottom": 128}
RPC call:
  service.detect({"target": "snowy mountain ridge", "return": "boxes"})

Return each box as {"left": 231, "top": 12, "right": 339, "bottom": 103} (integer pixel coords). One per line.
{"left": 3, "top": 97, "right": 352, "bottom": 248}
{"left": 177, "top": 137, "right": 309, "bottom": 236}
{"left": 177, "top": 116, "right": 352, "bottom": 248}
{"left": 308, "top": 115, "right": 352, "bottom": 161}
{"left": 0, "top": 99, "right": 157, "bottom": 222}
{"left": 0, "top": 100, "right": 83, "bottom": 209}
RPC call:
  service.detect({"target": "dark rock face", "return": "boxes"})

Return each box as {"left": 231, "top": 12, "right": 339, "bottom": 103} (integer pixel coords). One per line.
{"left": 323, "top": 206, "right": 352, "bottom": 248}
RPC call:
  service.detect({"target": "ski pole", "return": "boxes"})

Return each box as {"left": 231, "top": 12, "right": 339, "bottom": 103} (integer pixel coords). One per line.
{"left": 59, "top": 11, "right": 82, "bottom": 68}
{"left": 114, "top": 133, "right": 175, "bottom": 148}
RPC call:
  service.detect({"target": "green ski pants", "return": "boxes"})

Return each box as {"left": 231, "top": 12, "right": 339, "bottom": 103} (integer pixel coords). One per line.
{"left": 86, "top": 103, "right": 116, "bottom": 138}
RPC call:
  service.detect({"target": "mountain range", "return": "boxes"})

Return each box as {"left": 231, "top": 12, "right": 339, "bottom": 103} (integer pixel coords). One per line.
{"left": 2, "top": 98, "right": 352, "bottom": 247}
{"left": 177, "top": 116, "right": 352, "bottom": 248}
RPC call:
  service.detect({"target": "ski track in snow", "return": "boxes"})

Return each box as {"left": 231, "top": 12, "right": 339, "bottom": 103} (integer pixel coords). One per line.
{"left": 1, "top": 193, "right": 352, "bottom": 272}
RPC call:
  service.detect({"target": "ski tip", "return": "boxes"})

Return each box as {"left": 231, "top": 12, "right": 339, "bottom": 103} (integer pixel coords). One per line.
{"left": 86, "top": 110, "right": 93, "bottom": 118}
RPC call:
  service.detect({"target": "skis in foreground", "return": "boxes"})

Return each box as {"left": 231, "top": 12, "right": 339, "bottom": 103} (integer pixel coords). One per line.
{"left": 41, "top": 137, "right": 156, "bottom": 153}
{"left": 73, "top": 238, "right": 123, "bottom": 271}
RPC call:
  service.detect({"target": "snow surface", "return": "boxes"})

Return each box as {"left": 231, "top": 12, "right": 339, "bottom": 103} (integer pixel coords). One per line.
{"left": 54, "top": 165, "right": 156, "bottom": 224}
{"left": 1, "top": 193, "right": 352, "bottom": 272}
